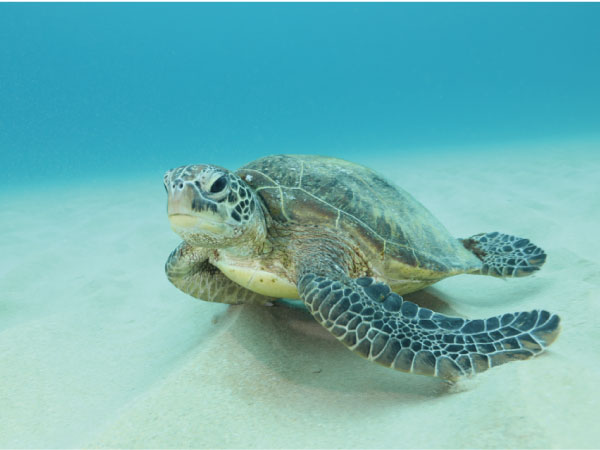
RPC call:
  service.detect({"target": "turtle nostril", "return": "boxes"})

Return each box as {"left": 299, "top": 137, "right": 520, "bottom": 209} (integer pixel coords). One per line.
{"left": 178, "top": 183, "right": 183, "bottom": 189}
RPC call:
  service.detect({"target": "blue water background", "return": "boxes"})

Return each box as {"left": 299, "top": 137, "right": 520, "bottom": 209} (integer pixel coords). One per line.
{"left": 1, "top": 3, "right": 599, "bottom": 187}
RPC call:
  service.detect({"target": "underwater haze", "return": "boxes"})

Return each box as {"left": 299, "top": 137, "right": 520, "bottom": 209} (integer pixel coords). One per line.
{"left": 2, "top": 3, "right": 600, "bottom": 449}
{"left": 1, "top": 3, "right": 600, "bottom": 186}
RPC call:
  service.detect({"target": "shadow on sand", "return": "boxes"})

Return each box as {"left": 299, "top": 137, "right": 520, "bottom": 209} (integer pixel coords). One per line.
{"left": 226, "top": 288, "right": 469, "bottom": 402}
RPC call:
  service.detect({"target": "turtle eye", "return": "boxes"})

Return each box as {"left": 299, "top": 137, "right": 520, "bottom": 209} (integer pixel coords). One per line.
{"left": 210, "top": 175, "right": 228, "bottom": 193}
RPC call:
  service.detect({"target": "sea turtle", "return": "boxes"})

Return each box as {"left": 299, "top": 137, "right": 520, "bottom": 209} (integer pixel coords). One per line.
{"left": 164, "top": 155, "right": 560, "bottom": 380}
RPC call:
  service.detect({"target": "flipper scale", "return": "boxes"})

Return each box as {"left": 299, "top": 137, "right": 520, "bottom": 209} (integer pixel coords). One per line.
{"left": 298, "top": 275, "right": 560, "bottom": 381}
{"left": 462, "top": 232, "right": 547, "bottom": 277}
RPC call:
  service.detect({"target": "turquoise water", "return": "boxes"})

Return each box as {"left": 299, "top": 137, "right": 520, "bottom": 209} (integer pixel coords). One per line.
{"left": 1, "top": 3, "right": 599, "bottom": 186}
{"left": 2, "top": 4, "right": 600, "bottom": 448}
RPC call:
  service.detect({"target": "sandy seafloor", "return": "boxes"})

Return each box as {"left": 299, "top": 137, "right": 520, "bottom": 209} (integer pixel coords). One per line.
{"left": 1, "top": 140, "right": 599, "bottom": 449}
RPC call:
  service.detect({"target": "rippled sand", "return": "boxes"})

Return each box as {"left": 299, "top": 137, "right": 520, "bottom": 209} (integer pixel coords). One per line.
{"left": 1, "top": 140, "right": 598, "bottom": 448}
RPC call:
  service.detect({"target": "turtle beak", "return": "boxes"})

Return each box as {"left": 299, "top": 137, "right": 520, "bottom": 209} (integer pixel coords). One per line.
{"left": 165, "top": 175, "right": 227, "bottom": 236}
{"left": 167, "top": 184, "right": 195, "bottom": 217}
{"left": 168, "top": 213, "right": 226, "bottom": 235}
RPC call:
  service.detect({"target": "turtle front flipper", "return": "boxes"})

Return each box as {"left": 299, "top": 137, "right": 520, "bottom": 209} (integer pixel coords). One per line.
{"left": 166, "top": 242, "right": 276, "bottom": 305}
{"left": 297, "top": 271, "right": 560, "bottom": 381}
{"left": 462, "top": 232, "right": 547, "bottom": 277}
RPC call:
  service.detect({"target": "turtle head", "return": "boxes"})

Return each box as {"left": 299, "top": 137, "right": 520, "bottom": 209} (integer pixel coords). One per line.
{"left": 164, "top": 165, "right": 266, "bottom": 250}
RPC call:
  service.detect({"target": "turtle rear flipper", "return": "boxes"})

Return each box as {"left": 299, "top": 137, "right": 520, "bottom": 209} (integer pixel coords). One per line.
{"left": 297, "top": 274, "right": 560, "bottom": 381}
{"left": 462, "top": 232, "right": 547, "bottom": 277}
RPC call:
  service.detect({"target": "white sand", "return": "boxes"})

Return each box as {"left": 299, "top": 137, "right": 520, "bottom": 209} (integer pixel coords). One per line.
{"left": 1, "top": 140, "right": 599, "bottom": 448}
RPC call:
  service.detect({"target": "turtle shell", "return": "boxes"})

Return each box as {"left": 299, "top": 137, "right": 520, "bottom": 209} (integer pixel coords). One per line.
{"left": 236, "top": 154, "right": 481, "bottom": 278}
